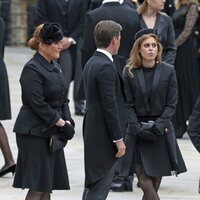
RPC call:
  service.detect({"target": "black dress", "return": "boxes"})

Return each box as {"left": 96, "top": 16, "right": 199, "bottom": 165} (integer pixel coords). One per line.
{"left": 0, "top": 17, "right": 11, "bottom": 120}
{"left": 172, "top": 4, "right": 200, "bottom": 123}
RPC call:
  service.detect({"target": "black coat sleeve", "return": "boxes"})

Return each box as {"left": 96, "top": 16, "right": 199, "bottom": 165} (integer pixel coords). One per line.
{"left": 162, "top": 17, "right": 177, "bottom": 65}
{"left": 188, "top": 95, "right": 200, "bottom": 153}
{"left": 154, "top": 68, "right": 178, "bottom": 132}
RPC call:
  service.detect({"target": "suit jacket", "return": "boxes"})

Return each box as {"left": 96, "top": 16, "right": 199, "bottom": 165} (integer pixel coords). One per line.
{"left": 83, "top": 51, "right": 126, "bottom": 187}
{"left": 82, "top": 2, "right": 140, "bottom": 67}
{"left": 13, "top": 52, "right": 73, "bottom": 138}
{"left": 188, "top": 95, "right": 200, "bottom": 153}
{"left": 140, "top": 12, "right": 177, "bottom": 65}
{"left": 35, "top": 0, "right": 85, "bottom": 41}
{"left": 124, "top": 62, "right": 177, "bottom": 135}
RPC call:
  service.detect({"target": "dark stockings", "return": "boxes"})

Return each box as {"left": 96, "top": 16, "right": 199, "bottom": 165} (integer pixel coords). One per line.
{"left": 135, "top": 166, "right": 161, "bottom": 200}
{"left": 0, "top": 123, "right": 15, "bottom": 170}
{"left": 25, "top": 190, "right": 50, "bottom": 200}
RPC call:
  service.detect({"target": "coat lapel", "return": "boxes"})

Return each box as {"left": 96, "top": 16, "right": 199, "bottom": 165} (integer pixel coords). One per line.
{"left": 136, "top": 68, "right": 151, "bottom": 113}
{"left": 150, "top": 63, "right": 162, "bottom": 108}
{"left": 153, "top": 13, "right": 165, "bottom": 40}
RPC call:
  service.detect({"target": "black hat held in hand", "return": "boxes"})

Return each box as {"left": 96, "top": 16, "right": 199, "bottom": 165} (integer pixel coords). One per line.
{"left": 40, "top": 22, "right": 63, "bottom": 45}
{"left": 134, "top": 28, "right": 154, "bottom": 41}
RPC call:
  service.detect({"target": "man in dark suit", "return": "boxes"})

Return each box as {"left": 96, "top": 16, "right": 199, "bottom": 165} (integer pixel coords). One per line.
{"left": 82, "top": 20, "right": 126, "bottom": 200}
{"left": 81, "top": 0, "right": 140, "bottom": 192}
{"left": 35, "top": 0, "right": 86, "bottom": 115}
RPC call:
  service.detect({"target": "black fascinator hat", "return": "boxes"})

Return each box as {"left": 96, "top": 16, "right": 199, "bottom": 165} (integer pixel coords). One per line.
{"left": 39, "top": 22, "right": 63, "bottom": 45}
{"left": 134, "top": 28, "right": 154, "bottom": 41}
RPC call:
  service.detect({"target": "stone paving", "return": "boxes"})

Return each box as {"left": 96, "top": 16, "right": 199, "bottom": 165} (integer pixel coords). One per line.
{"left": 0, "top": 46, "right": 200, "bottom": 199}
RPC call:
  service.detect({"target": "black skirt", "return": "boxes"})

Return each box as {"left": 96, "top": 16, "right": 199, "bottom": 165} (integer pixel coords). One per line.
{"left": 13, "top": 134, "right": 70, "bottom": 192}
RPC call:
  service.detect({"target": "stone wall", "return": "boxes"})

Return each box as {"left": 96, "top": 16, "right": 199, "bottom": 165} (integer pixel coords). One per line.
{"left": 1, "top": 0, "right": 37, "bottom": 46}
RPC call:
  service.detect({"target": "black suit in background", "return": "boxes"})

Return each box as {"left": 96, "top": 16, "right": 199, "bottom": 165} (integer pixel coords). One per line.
{"left": 163, "top": 0, "right": 175, "bottom": 17}
{"left": 0, "top": 17, "right": 11, "bottom": 120}
{"left": 35, "top": 0, "right": 86, "bottom": 114}
{"left": 82, "top": 51, "right": 126, "bottom": 199}
{"left": 82, "top": 2, "right": 140, "bottom": 68}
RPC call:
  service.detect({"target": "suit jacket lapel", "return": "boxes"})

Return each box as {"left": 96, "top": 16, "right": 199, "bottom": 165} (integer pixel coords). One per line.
{"left": 150, "top": 63, "right": 162, "bottom": 108}
{"left": 153, "top": 13, "right": 165, "bottom": 40}
{"left": 136, "top": 68, "right": 151, "bottom": 113}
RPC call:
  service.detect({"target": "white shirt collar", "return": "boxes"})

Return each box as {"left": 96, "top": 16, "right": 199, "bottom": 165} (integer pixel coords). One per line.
{"left": 96, "top": 48, "right": 113, "bottom": 62}
{"left": 102, "top": 0, "right": 124, "bottom": 4}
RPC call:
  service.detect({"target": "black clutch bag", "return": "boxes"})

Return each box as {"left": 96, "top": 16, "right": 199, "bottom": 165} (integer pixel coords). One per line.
{"left": 49, "top": 134, "right": 67, "bottom": 152}
{"left": 49, "top": 122, "right": 75, "bottom": 152}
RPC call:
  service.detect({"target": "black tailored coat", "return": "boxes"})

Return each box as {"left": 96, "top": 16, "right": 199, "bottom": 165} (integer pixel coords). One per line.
{"left": 83, "top": 51, "right": 126, "bottom": 187}
{"left": 13, "top": 52, "right": 73, "bottom": 138}
{"left": 82, "top": 2, "right": 140, "bottom": 67}
{"left": 0, "top": 17, "right": 11, "bottom": 120}
{"left": 121, "top": 62, "right": 186, "bottom": 176}
{"left": 140, "top": 12, "right": 176, "bottom": 65}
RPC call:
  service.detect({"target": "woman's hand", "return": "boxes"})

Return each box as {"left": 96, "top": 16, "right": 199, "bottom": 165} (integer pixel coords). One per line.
{"left": 55, "top": 118, "right": 66, "bottom": 127}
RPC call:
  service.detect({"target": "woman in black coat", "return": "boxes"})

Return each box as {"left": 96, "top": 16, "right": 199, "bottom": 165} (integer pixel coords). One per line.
{"left": 122, "top": 29, "right": 187, "bottom": 199}
{"left": 0, "top": 16, "right": 16, "bottom": 177}
{"left": 137, "top": 0, "right": 177, "bottom": 65}
{"left": 13, "top": 23, "right": 75, "bottom": 200}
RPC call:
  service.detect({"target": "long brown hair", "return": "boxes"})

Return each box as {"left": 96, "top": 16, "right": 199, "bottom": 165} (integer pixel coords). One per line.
{"left": 125, "top": 34, "right": 162, "bottom": 77}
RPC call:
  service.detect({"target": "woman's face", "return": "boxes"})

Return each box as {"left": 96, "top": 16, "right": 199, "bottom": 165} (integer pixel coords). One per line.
{"left": 148, "top": 0, "right": 165, "bottom": 11}
{"left": 139, "top": 36, "right": 158, "bottom": 62}
{"left": 41, "top": 40, "right": 63, "bottom": 62}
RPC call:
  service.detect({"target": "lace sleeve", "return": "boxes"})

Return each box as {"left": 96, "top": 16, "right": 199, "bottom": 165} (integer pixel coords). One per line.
{"left": 176, "top": 4, "right": 198, "bottom": 47}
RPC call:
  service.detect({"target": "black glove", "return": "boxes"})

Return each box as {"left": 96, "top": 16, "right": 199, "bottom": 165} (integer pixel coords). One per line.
{"left": 59, "top": 122, "right": 75, "bottom": 140}
{"left": 146, "top": 125, "right": 162, "bottom": 136}
{"left": 137, "top": 130, "right": 157, "bottom": 142}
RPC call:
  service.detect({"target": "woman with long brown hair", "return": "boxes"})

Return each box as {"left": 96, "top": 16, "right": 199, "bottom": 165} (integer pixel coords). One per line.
{"left": 122, "top": 29, "right": 187, "bottom": 199}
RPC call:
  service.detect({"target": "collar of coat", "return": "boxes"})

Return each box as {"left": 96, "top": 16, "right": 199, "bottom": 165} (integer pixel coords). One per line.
{"left": 34, "top": 52, "right": 59, "bottom": 72}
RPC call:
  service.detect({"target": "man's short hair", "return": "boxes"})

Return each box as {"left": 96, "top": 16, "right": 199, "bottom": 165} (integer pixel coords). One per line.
{"left": 94, "top": 20, "right": 122, "bottom": 48}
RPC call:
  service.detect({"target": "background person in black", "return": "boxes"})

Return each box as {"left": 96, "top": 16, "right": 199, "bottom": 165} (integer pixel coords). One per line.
{"left": 12, "top": 23, "right": 75, "bottom": 200}
{"left": 122, "top": 29, "right": 187, "bottom": 199}
{"left": 171, "top": 0, "right": 200, "bottom": 138}
{"left": 0, "top": 16, "right": 16, "bottom": 177}
{"left": 35, "top": 0, "right": 86, "bottom": 115}
{"left": 137, "top": 0, "right": 177, "bottom": 65}
{"left": 82, "top": 20, "right": 126, "bottom": 200}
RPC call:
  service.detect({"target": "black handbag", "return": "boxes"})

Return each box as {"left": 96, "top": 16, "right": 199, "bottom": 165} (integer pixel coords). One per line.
{"left": 49, "top": 122, "right": 75, "bottom": 152}
{"left": 49, "top": 134, "right": 67, "bottom": 152}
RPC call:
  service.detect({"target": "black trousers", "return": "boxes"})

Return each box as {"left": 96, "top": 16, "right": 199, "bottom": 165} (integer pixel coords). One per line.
{"left": 82, "top": 162, "right": 117, "bottom": 200}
